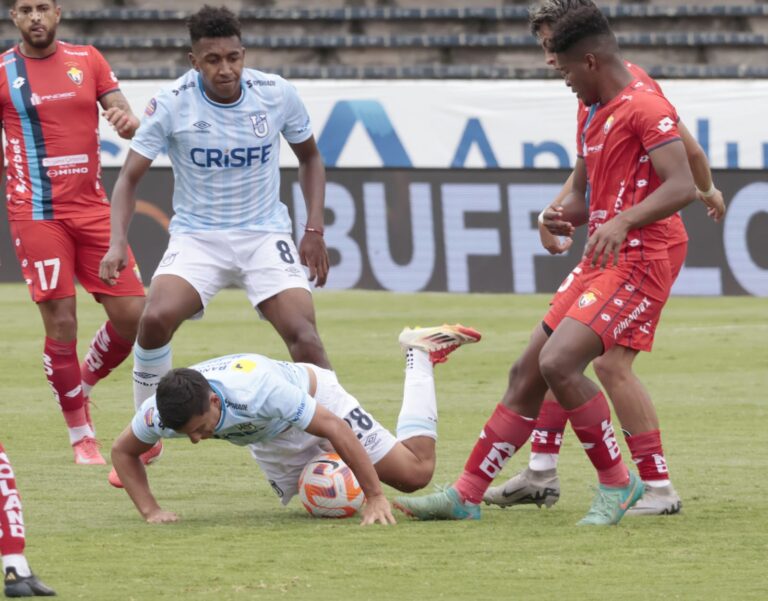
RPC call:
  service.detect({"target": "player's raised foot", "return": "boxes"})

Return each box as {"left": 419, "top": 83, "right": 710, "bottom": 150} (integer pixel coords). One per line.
{"left": 483, "top": 467, "right": 560, "bottom": 508}
{"left": 626, "top": 483, "right": 682, "bottom": 516}
{"left": 577, "top": 472, "right": 644, "bottom": 526}
{"left": 108, "top": 440, "right": 163, "bottom": 489}
{"left": 4, "top": 567, "right": 56, "bottom": 597}
{"left": 72, "top": 436, "right": 106, "bottom": 465}
{"left": 398, "top": 324, "right": 481, "bottom": 365}
{"left": 393, "top": 485, "right": 480, "bottom": 520}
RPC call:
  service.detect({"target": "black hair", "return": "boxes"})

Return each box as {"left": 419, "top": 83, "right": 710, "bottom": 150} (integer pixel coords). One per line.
{"left": 528, "top": 0, "right": 596, "bottom": 35}
{"left": 187, "top": 5, "right": 241, "bottom": 43}
{"left": 156, "top": 368, "right": 212, "bottom": 431}
{"left": 547, "top": 4, "right": 613, "bottom": 54}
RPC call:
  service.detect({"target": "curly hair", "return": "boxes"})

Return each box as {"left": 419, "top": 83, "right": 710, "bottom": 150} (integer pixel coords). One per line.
{"left": 528, "top": 0, "right": 597, "bottom": 35}
{"left": 547, "top": 4, "right": 612, "bottom": 54}
{"left": 156, "top": 368, "right": 213, "bottom": 431}
{"left": 187, "top": 5, "right": 242, "bottom": 43}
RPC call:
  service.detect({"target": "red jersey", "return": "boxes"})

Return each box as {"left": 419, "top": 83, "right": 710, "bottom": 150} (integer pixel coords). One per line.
{"left": 576, "top": 80, "right": 682, "bottom": 261}
{"left": 0, "top": 42, "right": 119, "bottom": 221}
{"left": 577, "top": 62, "right": 688, "bottom": 250}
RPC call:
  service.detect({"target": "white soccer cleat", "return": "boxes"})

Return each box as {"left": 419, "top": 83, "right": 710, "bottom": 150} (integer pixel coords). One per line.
{"left": 625, "top": 483, "right": 682, "bottom": 516}
{"left": 483, "top": 467, "right": 561, "bottom": 508}
{"left": 398, "top": 324, "right": 481, "bottom": 364}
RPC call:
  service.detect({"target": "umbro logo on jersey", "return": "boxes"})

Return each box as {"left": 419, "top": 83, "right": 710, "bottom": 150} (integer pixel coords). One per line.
{"left": 193, "top": 120, "right": 212, "bottom": 131}
{"left": 12, "top": 77, "right": 25, "bottom": 89}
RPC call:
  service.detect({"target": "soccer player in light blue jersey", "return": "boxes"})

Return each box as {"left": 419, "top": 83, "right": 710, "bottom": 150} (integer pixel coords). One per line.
{"left": 110, "top": 325, "right": 481, "bottom": 526}
{"left": 100, "top": 6, "right": 331, "bottom": 473}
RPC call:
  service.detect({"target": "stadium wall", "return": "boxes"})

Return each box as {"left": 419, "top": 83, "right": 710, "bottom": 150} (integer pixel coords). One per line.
{"left": 1, "top": 168, "right": 765, "bottom": 296}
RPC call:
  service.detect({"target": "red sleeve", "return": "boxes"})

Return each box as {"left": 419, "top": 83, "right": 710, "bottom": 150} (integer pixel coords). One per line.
{"left": 632, "top": 91, "right": 681, "bottom": 153}
{"left": 90, "top": 46, "right": 120, "bottom": 99}
{"left": 575, "top": 101, "right": 587, "bottom": 158}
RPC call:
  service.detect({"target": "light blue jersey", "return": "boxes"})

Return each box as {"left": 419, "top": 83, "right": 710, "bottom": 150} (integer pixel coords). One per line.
{"left": 131, "top": 354, "right": 315, "bottom": 447}
{"left": 131, "top": 69, "right": 312, "bottom": 233}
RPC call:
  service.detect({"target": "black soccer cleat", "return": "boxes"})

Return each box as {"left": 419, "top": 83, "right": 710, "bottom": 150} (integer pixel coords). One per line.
{"left": 4, "top": 567, "right": 56, "bottom": 597}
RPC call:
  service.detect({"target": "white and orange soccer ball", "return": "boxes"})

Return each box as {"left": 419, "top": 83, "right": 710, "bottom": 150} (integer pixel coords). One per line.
{"left": 298, "top": 452, "right": 365, "bottom": 518}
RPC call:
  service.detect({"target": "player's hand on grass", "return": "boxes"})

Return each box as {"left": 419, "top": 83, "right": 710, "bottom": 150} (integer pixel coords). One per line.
{"left": 102, "top": 107, "right": 140, "bottom": 140}
{"left": 584, "top": 216, "right": 630, "bottom": 269}
{"left": 360, "top": 494, "right": 397, "bottom": 526}
{"left": 144, "top": 509, "right": 179, "bottom": 524}
{"left": 299, "top": 231, "right": 330, "bottom": 287}
{"left": 539, "top": 220, "right": 573, "bottom": 255}
{"left": 99, "top": 245, "right": 129, "bottom": 286}
{"left": 698, "top": 187, "right": 726, "bottom": 222}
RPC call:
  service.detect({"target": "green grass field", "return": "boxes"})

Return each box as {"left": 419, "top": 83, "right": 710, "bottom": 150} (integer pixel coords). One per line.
{"left": 1, "top": 283, "right": 766, "bottom": 600}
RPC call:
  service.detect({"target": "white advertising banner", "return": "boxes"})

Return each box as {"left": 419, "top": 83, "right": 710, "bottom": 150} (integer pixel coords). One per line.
{"left": 103, "top": 79, "right": 768, "bottom": 170}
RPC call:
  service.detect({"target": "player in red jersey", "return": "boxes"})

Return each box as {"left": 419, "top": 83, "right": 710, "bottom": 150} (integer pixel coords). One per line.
{"left": 484, "top": 0, "right": 725, "bottom": 516}
{"left": 394, "top": 4, "right": 696, "bottom": 525}
{"left": 0, "top": 443, "right": 56, "bottom": 597}
{"left": 0, "top": 0, "right": 144, "bottom": 464}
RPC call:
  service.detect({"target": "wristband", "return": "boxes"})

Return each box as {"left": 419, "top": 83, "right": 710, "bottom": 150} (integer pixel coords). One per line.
{"left": 697, "top": 183, "right": 717, "bottom": 199}
{"left": 304, "top": 226, "right": 324, "bottom": 236}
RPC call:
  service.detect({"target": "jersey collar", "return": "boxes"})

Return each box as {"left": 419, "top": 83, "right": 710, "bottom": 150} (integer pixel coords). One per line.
{"left": 197, "top": 73, "right": 246, "bottom": 109}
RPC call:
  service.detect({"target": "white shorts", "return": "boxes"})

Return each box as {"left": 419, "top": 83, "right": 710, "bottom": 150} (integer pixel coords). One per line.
{"left": 153, "top": 230, "right": 310, "bottom": 319}
{"left": 248, "top": 365, "right": 398, "bottom": 505}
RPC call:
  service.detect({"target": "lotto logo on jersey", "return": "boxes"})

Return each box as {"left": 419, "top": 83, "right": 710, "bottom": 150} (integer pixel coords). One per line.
{"left": 657, "top": 117, "right": 675, "bottom": 133}
{"left": 66, "top": 66, "right": 84, "bottom": 85}
{"left": 190, "top": 145, "right": 273, "bottom": 168}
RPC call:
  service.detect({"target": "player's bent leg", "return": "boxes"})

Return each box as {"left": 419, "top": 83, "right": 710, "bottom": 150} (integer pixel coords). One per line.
{"left": 98, "top": 294, "right": 145, "bottom": 343}
{"left": 373, "top": 441, "right": 435, "bottom": 493}
{"left": 137, "top": 275, "right": 202, "bottom": 349}
{"left": 259, "top": 288, "right": 331, "bottom": 369}
{"left": 37, "top": 297, "right": 78, "bottom": 343}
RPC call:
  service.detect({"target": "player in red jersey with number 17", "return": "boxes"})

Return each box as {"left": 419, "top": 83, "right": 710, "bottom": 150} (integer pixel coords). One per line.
{"left": 394, "top": 4, "right": 696, "bottom": 525}
{"left": 0, "top": 0, "right": 145, "bottom": 464}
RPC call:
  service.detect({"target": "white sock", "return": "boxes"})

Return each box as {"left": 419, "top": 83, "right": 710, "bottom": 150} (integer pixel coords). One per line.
{"left": 133, "top": 343, "right": 173, "bottom": 410}
{"left": 529, "top": 452, "right": 559, "bottom": 471}
{"left": 3, "top": 554, "right": 31, "bottom": 578}
{"left": 68, "top": 425, "right": 94, "bottom": 445}
{"left": 396, "top": 349, "right": 438, "bottom": 441}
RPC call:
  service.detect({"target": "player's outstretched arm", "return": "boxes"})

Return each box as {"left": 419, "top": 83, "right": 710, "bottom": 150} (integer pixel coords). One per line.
{"left": 112, "top": 426, "right": 178, "bottom": 524}
{"left": 290, "top": 137, "right": 330, "bottom": 287}
{"left": 678, "top": 120, "right": 726, "bottom": 222}
{"left": 584, "top": 140, "right": 696, "bottom": 268}
{"left": 100, "top": 90, "right": 141, "bottom": 140}
{"left": 99, "top": 151, "right": 153, "bottom": 286}
{"left": 305, "top": 405, "right": 397, "bottom": 526}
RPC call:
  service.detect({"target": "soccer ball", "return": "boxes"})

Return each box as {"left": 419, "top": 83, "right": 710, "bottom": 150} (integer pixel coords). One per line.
{"left": 298, "top": 452, "right": 365, "bottom": 518}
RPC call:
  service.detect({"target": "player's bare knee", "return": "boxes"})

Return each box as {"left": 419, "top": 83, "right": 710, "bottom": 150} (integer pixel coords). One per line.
{"left": 45, "top": 313, "right": 78, "bottom": 340}
{"left": 593, "top": 355, "right": 629, "bottom": 388}
{"left": 538, "top": 348, "right": 569, "bottom": 390}
{"left": 137, "top": 308, "right": 176, "bottom": 347}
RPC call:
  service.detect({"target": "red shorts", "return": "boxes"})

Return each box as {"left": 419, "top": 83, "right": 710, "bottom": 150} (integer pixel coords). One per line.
{"left": 668, "top": 240, "right": 687, "bottom": 284}
{"left": 543, "top": 258, "right": 671, "bottom": 353}
{"left": 10, "top": 216, "right": 145, "bottom": 303}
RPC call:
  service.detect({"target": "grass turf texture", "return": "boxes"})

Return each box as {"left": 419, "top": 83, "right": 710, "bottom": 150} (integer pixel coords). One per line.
{"left": 1, "top": 283, "right": 765, "bottom": 600}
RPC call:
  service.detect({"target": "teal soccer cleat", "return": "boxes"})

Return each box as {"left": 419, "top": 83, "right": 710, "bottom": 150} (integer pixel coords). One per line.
{"left": 577, "top": 471, "right": 644, "bottom": 526}
{"left": 393, "top": 486, "right": 481, "bottom": 521}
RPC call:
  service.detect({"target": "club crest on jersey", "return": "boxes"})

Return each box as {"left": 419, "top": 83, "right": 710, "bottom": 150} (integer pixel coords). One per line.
{"left": 249, "top": 112, "right": 268, "bottom": 137}
{"left": 144, "top": 407, "right": 155, "bottom": 427}
{"left": 66, "top": 66, "right": 83, "bottom": 85}
{"left": 145, "top": 98, "right": 157, "bottom": 117}
{"left": 603, "top": 115, "right": 615, "bottom": 134}
{"left": 578, "top": 291, "right": 598, "bottom": 309}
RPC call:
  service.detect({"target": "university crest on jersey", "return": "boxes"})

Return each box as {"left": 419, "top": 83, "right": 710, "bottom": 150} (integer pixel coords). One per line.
{"left": 249, "top": 112, "right": 268, "bottom": 137}
{"left": 66, "top": 66, "right": 83, "bottom": 85}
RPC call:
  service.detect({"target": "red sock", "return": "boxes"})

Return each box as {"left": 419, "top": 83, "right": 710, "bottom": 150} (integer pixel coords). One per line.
{"left": 0, "top": 444, "right": 26, "bottom": 556}
{"left": 44, "top": 337, "right": 87, "bottom": 428}
{"left": 626, "top": 429, "right": 670, "bottom": 484}
{"left": 455, "top": 404, "right": 536, "bottom": 503}
{"left": 567, "top": 392, "right": 629, "bottom": 487}
{"left": 81, "top": 321, "right": 134, "bottom": 389}
{"left": 530, "top": 396, "right": 568, "bottom": 454}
